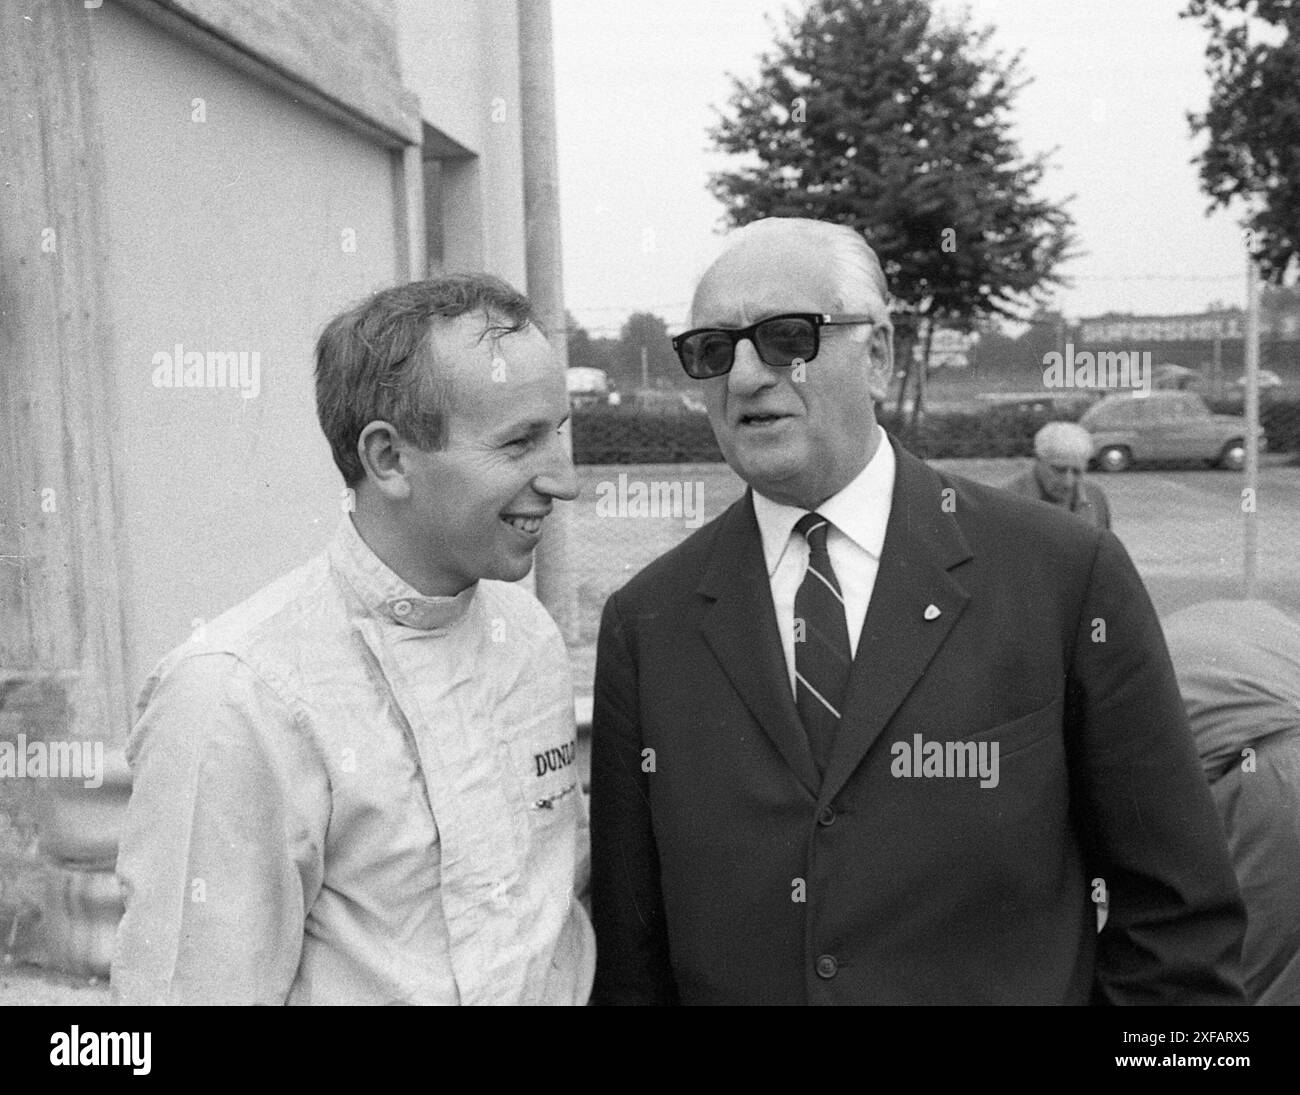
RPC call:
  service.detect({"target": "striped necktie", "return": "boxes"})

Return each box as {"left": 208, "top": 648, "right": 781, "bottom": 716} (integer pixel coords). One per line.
{"left": 793, "top": 512, "right": 852, "bottom": 778}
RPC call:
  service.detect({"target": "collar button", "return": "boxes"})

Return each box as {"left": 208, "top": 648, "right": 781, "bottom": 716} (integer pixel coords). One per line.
{"left": 392, "top": 599, "right": 413, "bottom": 617}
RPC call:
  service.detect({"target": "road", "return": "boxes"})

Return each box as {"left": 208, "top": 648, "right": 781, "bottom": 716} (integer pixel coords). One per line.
{"left": 942, "top": 455, "right": 1300, "bottom": 618}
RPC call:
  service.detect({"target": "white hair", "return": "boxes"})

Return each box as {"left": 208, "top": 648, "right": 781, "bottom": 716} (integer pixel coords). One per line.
{"left": 697, "top": 218, "right": 893, "bottom": 332}
{"left": 1034, "top": 421, "right": 1094, "bottom": 463}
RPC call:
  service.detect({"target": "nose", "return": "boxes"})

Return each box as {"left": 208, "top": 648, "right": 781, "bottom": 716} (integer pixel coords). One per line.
{"left": 726, "top": 336, "right": 777, "bottom": 399}
{"left": 532, "top": 429, "right": 579, "bottom": 502}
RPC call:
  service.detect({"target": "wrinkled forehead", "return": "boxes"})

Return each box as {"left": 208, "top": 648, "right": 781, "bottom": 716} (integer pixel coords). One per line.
{"left": 691, "top": 235, "right": 840, "bottom": 327}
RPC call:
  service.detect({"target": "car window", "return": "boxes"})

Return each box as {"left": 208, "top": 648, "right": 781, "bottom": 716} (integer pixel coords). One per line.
{"left": 1090, "top": 399, "right": 1140, "bottom": 427}
{"left": 1147, "top": 398, "right": 1182, "bottom": 422}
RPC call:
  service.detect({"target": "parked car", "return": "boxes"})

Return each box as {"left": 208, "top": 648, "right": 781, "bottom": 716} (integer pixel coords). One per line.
{"left": 1232, "top": 369, "right": 1283, "bottom": 390}
{"left": 1078, "top": 390, "right": 1265, "bottom": 472}
{"left": 974, "top": 391, "right": 1100, "bottom": 417}
{"left": 566, "top": 366, "right": 613, "bottom": 408}
{"left": 1152, "top": 363, "right": 1200, "bottom": 390}
{"left": 630, "top": 388, "right": 707, "bottom": 415}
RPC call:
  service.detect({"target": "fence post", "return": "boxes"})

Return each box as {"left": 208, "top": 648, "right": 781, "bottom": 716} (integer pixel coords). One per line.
{"left": 1243, "top": 251, "right": 1260, "bottom": 599}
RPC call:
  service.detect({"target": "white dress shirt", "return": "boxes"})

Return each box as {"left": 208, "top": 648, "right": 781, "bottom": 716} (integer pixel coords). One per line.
{"left": 752, "top": 426, "right": 896, "bottom": 696}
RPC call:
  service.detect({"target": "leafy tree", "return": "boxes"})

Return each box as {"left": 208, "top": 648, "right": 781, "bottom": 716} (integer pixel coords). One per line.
{"left": 708, "top": 0, "right": 1077, "bottom": 418}
{"left": 1185, "top": 0, "right": 1300, "bottom": 282}
{"left": 565, "top": 311, "right": 600, "bottom": 371}
{"left": 616, "top": 311, "right": 679, "bottom": 390}
{"left": 563, "top": 311, "right": 621, "bottom": 383}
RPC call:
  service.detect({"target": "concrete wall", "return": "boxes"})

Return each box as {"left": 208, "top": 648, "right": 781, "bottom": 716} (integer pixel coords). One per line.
{"left": 96, "top": 2, "right": 401, "bottom": 698}
{"left": 397, "top": 0, "right": 528, "bottom": 286}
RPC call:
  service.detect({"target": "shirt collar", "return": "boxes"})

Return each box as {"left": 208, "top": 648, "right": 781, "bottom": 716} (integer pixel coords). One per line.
{"left": 327, "top": 516, "right": 477, "bottom": 631}
{"left": 752, "top": 425, "right": 896, "bottom": 578}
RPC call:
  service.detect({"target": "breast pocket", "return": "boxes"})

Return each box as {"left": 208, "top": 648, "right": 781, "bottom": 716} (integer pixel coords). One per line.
{"left": 963, "top": 695, "right": 1063, "bottom": 762}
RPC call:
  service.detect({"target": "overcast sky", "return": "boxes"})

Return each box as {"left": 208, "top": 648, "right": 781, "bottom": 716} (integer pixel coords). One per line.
{"left": 551, "top": 0, "right": 1252, "bottom": 337}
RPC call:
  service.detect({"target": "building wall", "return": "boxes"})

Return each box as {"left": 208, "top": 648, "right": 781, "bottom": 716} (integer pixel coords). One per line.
{"left": 3, "top": 0, "right": 553, "bottom": 978}
{"left": 95, "top": 2, "right": 401, "bottom": 698}
{"left": 397, "top": 0, "right": 528, "bottom": 286}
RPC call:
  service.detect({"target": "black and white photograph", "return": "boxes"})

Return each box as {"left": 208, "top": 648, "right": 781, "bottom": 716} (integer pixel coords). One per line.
{"left": 1, "top": 0, "right": 1298, "bottom": 1058}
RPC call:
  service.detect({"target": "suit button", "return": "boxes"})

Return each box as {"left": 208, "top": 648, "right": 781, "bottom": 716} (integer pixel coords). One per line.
{"left": 817, "top": 805, "right": 836, "bottom": 827}
{"left": 815, "top": 954, "right": 838, "bottom": 979}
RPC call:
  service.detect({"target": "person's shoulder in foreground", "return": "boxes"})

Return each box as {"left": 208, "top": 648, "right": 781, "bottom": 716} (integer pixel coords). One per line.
{"left": 590, "top": 216, "right": 1244, "bottom": 1006}
{"left": 113, "top": 273, "right": 593, "bottom": 1005}
{"left": 1165, "top": 599, "right": 1300, "bottom": 1006}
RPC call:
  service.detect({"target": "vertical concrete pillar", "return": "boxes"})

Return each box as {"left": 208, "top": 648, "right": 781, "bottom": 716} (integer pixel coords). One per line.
{"left": 0, "top": 0, "right": 132, "bottom": 975}
{"left": 518, "top": 0, "right": 578, "bottom": 645}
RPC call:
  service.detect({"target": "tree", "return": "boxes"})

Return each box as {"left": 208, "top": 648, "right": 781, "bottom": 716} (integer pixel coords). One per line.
{"left": 564, "top": 311, "right": 622, "bottom": 383}
{"left": 616, "top": 312, "right": 679, "bottom": 390}
{"left": 707, "top": 0, "right": 1077, "bottom": 420}
{"left": 565, "top": 311, "right": 600, "bottom": 371}
{"left": 1185, "top": 0, "right": 1300, "bottom": 282}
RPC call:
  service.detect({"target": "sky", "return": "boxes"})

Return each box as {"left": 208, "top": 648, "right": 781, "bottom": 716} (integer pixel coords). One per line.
{"left": 551, "top": 0, "right": 1254, "bottom": 337}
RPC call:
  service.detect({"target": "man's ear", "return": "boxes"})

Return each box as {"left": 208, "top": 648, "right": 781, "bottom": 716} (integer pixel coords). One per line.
{"left": 357, "top": 420, "right": 412, "bottom": 501}
{"left": 865, "top": 325, "right": 894, "bottom": 403}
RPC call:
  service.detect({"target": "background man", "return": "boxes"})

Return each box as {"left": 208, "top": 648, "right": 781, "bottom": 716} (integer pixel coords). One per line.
{"left": 590, "top": 217, "right": 1244, "bottom": 1005}
{"left": 113, "top": 275, "right": 593, "bottom": 1005}
{"left": 1003, "top": 420, "right": 1112, "bottom": 529}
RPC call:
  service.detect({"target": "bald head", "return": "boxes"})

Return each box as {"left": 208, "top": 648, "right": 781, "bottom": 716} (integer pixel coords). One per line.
{"left": 692, "top": 218, "right": 892, "bottom": 329}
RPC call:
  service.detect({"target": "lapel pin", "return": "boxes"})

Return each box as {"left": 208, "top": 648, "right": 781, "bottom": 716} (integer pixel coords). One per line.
{"left": 924, "top": 604, "right": 941, "bottom": 621}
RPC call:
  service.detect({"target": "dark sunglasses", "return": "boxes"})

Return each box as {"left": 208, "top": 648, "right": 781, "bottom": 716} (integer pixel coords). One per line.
{"left": 671, "top": 312, "right": 877, "bottom": 379}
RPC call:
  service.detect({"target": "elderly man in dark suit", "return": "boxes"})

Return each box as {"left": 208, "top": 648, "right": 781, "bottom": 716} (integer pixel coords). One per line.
{"left": 589, "top": 217, "right": 1244, "bottom": 1005}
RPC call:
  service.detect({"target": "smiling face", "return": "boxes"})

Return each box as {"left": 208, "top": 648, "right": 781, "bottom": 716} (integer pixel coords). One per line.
{"left": 691, "top": 231, "right": 891, "bottom": 509}
{"left": 392, "top": 316, "right": 577, "bottom": 595}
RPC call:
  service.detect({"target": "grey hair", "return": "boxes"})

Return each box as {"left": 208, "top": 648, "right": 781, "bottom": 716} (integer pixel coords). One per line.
{"left": 705, "top": 217, "right": 893, "bottom": 330}
{"left": 1034, "top": 421, "right": 1095, "bottom": 463}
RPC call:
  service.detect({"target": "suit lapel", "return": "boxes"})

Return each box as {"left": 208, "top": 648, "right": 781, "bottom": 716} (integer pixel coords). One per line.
{"left": 821, "top": 440, "right": 974, "bottom": 803}
{"left": 699, "top": 492, "right": 820, "bottom": 798}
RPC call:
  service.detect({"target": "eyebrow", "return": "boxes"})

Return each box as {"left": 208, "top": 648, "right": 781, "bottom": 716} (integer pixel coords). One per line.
{"left": 495, "top": 413, "right": 570, "bottom": 438}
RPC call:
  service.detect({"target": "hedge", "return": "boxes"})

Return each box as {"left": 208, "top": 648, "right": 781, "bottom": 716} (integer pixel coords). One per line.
{"left": 572, "top": 405, "right": 722, "bottom": 464}
{"left": 572, "top": 399, "right": 1300, "bottom": 464}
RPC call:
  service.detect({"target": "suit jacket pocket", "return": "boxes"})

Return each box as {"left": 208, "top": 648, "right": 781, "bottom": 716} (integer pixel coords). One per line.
{"left": 962, "top": 696, "right": 1063, "bottom": 761}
